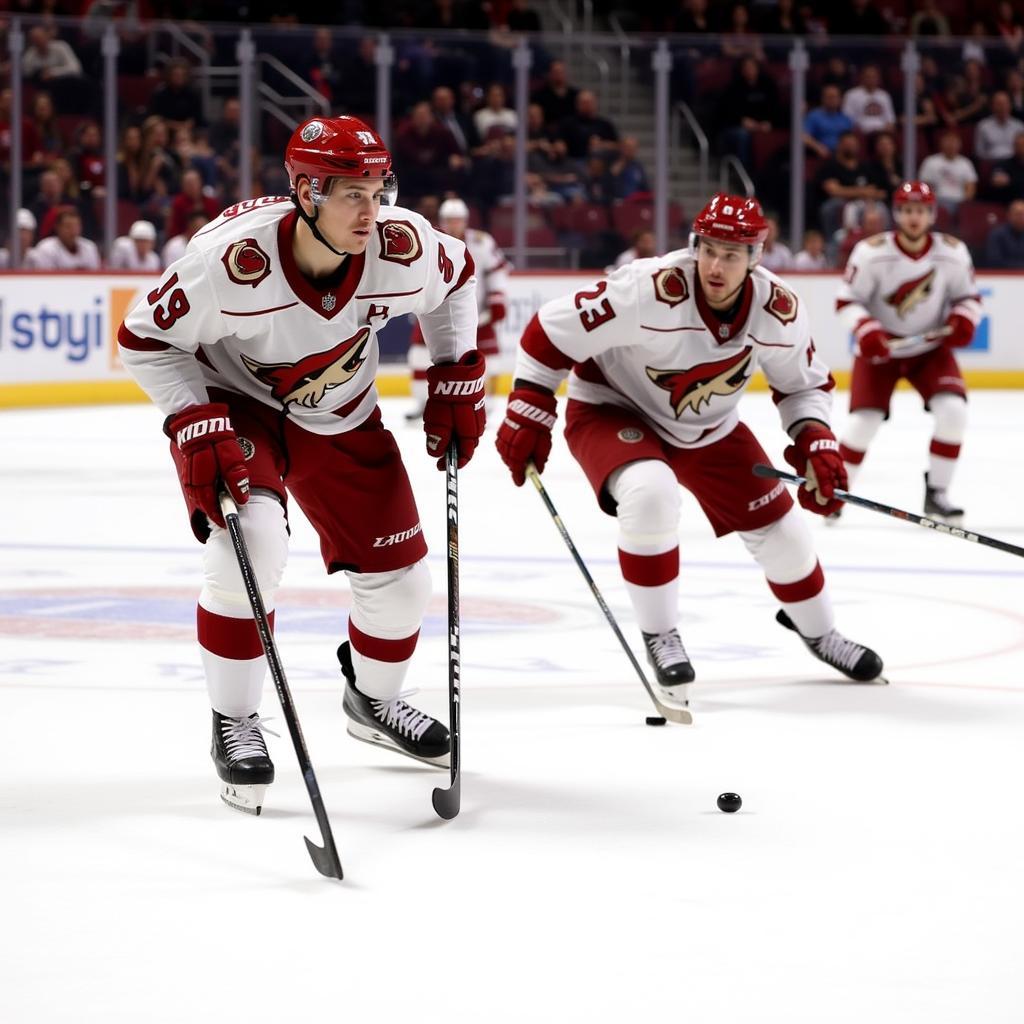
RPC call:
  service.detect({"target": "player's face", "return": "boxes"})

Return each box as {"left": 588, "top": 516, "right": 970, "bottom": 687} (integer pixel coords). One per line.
{"left": 440, "top": 216, "right": 467, "bottom": 240}
{"left": 314, "top": 177, "right": 387, "bottom": 252}
{"left": 895, "top": 202, "right": 933, "bottom": 241}
{"left": 696, "top": 238, "right": 748, "bottom": 305}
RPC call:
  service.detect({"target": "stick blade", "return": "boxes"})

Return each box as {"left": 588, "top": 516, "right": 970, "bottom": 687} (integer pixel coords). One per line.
{"left": 752, "top": 463, "right": 778, "bottom": 479}
{"left": 659, "top": 704, "right": 693, "bottom": 725}
{"left": 304, "top": 835, "right": 344, "bottom": 880}
{"left": 431, "top": 776, "right": 461, "bottom": 820}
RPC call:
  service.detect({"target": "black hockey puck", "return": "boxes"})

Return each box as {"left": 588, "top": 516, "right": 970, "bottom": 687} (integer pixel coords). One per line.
{"left": 645, "top": 715, "right": 667, "bottom": 726}
{"left": 717, "top": 792, "right": 742, "bottom": 813}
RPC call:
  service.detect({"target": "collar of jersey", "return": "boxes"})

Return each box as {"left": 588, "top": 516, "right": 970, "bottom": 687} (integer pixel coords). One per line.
{"left": 277, "top": 209, "right": 366, "bottom": 320}
{"left": 694, "top": 274, "right": 753, "bottom": 343}
{"left": 893, "top": 230, "right": 933, "bottom": 261}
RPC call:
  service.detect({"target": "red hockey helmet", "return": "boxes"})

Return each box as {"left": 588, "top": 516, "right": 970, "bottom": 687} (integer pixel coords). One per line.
{"left": 285, "top": 115, "right": 397, "bottom": 206}
{"left": 893, "top": 180, "right": 937, "bottom": 207}
{"left": 690, "top": 193, "right": 769, "bottom": 265}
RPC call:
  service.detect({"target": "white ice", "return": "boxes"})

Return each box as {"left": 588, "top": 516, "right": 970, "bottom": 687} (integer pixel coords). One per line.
{"left": 2, "top": 391, "right": 1023, "bottom": 1023}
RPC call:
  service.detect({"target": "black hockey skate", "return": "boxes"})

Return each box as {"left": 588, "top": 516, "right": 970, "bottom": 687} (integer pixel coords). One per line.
{"left": 338, "top": 642, "right": 450, "bottom": 768}
{"left": 776, "top": 610, "right": 885, "bottom": 683}
{"left": 211, "top": 710, "right": 275, "bottom": 815}
{"left": 642, "top": 628, "right": 696, "bottom": 702}
{"left": 924, "top": 473, "right": 964, "bottom": 524}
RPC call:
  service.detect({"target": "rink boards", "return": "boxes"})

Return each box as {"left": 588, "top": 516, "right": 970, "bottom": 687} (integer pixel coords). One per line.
{"left": 0, "top": 269, "right": 1021, "bottom": 407}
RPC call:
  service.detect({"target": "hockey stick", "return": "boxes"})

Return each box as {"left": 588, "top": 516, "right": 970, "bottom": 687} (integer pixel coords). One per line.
{"left": 885, "top": 325, "right": 952, "bottom": 353}
{"left": 219, "top": 493, "right": 344, "bottom": 880}
{"left": 752, "top": 465, "right": 1024, "bottom": 559}
{"left": 432, "top": 443, "right": 462, "bottom": 820}
{"left": 525, "top": 463, "right": 692, "bottom": 725}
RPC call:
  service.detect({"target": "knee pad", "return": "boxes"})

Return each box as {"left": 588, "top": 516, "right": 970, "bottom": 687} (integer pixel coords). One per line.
{"left": 608, "top": 460, "right": 681, "bottom": 548}
{"left": 348, "top": 558, "right": 431, "bottom": 639}
{"left": 929, "top": 392, "right": 967, "bottom": 443}
{"left": 841, "top": 409, "right": 885, "bottom": 455}
{"left": 739, "top": 507, "right": 817, "bottom": 583}
{"left": 201, "top": 493, "right": 288, "bottom": 614}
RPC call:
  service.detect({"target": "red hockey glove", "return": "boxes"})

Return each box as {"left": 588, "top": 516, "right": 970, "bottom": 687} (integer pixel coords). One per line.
{"left": 489, "top": 300, "right": 507, "bottom": 326}
{"left": 495, "top": 386, "right": 558, "bottom": 486}
{"left": 783, "top": 424, "right": 847, "bottom": 517}
{"left": 943, "top": 313, "right": 974, "bottom": 349}
{"left": 853, "top": 317, "right": 891, "bottom": 362}
{"left": 424, "top": 350, "right": 487, "bottom": 469}
{"left": 167, "top": 403, "right": 249, "bottom": 531}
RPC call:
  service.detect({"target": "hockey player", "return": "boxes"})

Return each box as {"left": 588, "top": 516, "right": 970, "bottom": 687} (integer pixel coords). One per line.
{"left": 835, "top": 180, "right": 981, "bottom": 523}
{"left": 495, "top": 194, "right": 883, "bottom": 700}
{"left": 118, "top": 116, "right": 485, "bottom": 813}
{"left": 407, "top": 197, "right": 509, "bottom": 420}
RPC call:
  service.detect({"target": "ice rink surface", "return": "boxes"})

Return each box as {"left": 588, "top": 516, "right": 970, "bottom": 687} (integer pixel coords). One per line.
{"left": 2, "top": 390, "right": 1023, "bottom": 1023}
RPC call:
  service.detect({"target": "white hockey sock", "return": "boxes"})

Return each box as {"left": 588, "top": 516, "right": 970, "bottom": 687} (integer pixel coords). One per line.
{"left": 927, "top": 393, "right": 967, "bottom": 491}
{"left": 839, "top": 409, "right": 884, "bottom": 487}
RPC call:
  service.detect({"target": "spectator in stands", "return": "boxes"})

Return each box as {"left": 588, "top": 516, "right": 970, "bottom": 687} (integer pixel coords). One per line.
{"left": 139, "top": 115, "right": 181, "bottom": 206}
{"left": 961, "top": 21, "right": 989, "bottom": 67}
{"left": 820, "top": 55, "right": 854, "bottom": 94}
{"left": 907, "top": 71, "right": 940, "bottom": 150}
{"left": 474, "top": 83, "right": 517, "bottom": 142}
{"left": 505, "top": 0, "right": 542, "bottom": 32}
{"left": 535, "top": 138, "right": 586, "bottom": 204}
{"left": 22, "top": 24, "right": 83, "bottom": 84}
{"left": 208, "top": 97, "right": 241, "bottom": 199}
{"left": 116, "top": 124, "right": 150, "bottom": 205}
{"left": 148, "top": 59, "right": 205, "bottom": 129}
{"left": 607, "top": 229, "right": 657, "bottom": 272}
{"left": 305, "top": 26, "right": 341, "bottom": 104}
{"left": 24, "top": 207, "right": 100, "bottom": 270}
{"left": 0, "top": 86, "right": 44, "bottom": 170}
{"left": 162, "top": 209, "right": 208, "bottom": 268}
{"left": 720, "top": 3, "right": 764, "bottom": 61}
{"left": 716, "top": 55, "right": 777, "bottom": 169}
{"left": 829, "top": 0, "right": 889, "bottom": 36}
{"left": 607, "top": 136, "right": 649, "bottom": 200}
{"left": 991, "top": 1, "right": 1024, "bottom": 70}
{"left": 393, "top": 101, "right": 466, "bottom": 200}
{"left": 432, "top": 86, "right": 477, "bottom": 157}
{"left": 1006, "top": 70, "right": 1024, "bottom": 122}
{"left": 838, "top": 202, "right": 888, "bottom": 268}
{"left": 30, "top": 92, "right": 64, "bottom": 163}
{"left": 0, "top": 209, "right": 38, "bottom": 269}
{"left": 171, "top": 124, "right": 218, "bottom": 190}
{"left": 759, "top": 0, "right": 806, "bottom": 35}
{"left": 668, "top": 0, "right": 712, "bottom": 34}
{"left": 866, "top": 132, "right": 903, "bottom": 201}
{"left": 166, "top": 168, "right": 221, "bottom": 239}
{"left": 109, "top": 220, "right": 161, "bottom": 271}
{"left": 842, "top": 65, "right": 896, "bottom": 136}
{"left": 582, "top": 154, "right": 615, "bottom": 205}
{"left": 758, "top": 214, "right": 794, "bottom": 272}
{"left": 814, "top": 130, "right": 888, "bottom": 238}
{"left": 988, "top": 131, "right": 1024, "bottom": 202}
{"left": 794, "top": 229, "right": 829, "bottom": 269}
{"left": 29, "top": 168, "right": 70, "bottom": 236}
{"left": 803, "top": 84, "right": 855, "bottom": 158}
{"left": 937, "top": 61, "right": 990, "bottom": 128}
{"left": 560, "top": 90, "right": 619, "bottom": 161}
{"left": 983, "top": 198, "right": 1024, "bottom": 267}
{"left": 919, "top": 128, "right": 978, "bottom": 212}
{"left": 909, "top": 0, "right": 949, "bottom": 37}
{"left": 532, "top": 60, "right": 578, "bottom": 131}
{"left": 69, "top": 120, "right": 106, "bottom": 203}
{"left": 975, "top": 92, "right": 1024, "bottom": 161}
{"left": 336, "top": 37, "right": 380, "bottom": 116}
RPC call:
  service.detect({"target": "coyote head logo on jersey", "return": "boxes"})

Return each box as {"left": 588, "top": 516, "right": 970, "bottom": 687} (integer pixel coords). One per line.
{"left": 885, "top": 270, "right": 935, "bottom": 318}
{"left": 221, "top": 239, "right": 272, "bottom": 288}
{"left": 376, "top": 220, "right": 423, "bottom": 265}
{"left": 646, "top": 347, "right": 754, "bottom": 418}
{"left": 240, "top": 328, "right": 371, "bottom": 408}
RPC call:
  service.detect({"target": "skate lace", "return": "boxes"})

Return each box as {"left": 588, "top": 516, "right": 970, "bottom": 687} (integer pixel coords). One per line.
{"left": 371, "top": 690, "right": 433, "bottom": 742}
{"left": 647, "top": 630, "right": 690, "bottom": 669}
{"left": 221, "top": 715, "right": 278, "bottom": 760}
{"left": 813, "top": 631, "right": 865, "bottom": 672}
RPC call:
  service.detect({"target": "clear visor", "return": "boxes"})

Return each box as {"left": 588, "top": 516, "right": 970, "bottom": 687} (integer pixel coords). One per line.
{"left": 690, "top": 233, "right": 764, "bottom": 268}
{"left": 309, "top": 173, "right": 399, "bottom": 208}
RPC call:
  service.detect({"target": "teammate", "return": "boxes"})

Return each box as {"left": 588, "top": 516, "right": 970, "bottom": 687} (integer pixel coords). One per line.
{"left": 835, "top": 180, "right": 981, "bottom": 523}
{"left": 496, "top": 194, "right": 883, "bottom": 701}
{"left": 407, "top": 197, "right": 509, "bottom": 420}
{"left": 118, "top": 116, "right": 485, "bottom": 813}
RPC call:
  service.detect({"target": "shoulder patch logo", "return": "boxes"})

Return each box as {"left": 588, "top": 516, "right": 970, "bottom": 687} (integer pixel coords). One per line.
{"left": 221, "top": 238, "right": 272, "bottom": 288}
{"left": 377, "top": 220, "right": 423, "bottom": 266}
{"left": 763, "top": 282, "right": 798, "bottom": 325}
{"left": 652, "top": 267, "right": 689, "bottom": 307}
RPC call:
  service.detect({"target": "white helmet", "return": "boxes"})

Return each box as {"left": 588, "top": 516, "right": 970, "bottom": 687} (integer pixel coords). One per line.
{"left": 439, "top": 198, "right": 469, "bottom": 223}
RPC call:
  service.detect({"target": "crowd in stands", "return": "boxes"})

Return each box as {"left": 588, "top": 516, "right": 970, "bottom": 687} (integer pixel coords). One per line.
{"left": 3, "top": 2, "right": 1024, "bottom": 269}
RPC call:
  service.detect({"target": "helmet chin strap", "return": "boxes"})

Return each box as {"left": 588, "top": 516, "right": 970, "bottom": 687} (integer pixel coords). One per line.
{"left": 291, "top": 192, "right": 350, "bottom": 259}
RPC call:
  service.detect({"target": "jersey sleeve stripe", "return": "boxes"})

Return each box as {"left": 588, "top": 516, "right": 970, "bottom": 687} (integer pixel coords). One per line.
{"left": 521, "top": 314, "right": 574, "bottom": 371}
{"left": 445, "top": 249, "right": 476, "bottom": 298}
{"left": 117, "top": 323, "right": 172, "bottom": 352}
{"left": 770, "top": 377, "right": 836, "bottom": 406}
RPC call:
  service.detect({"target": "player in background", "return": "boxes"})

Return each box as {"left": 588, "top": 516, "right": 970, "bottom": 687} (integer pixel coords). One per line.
{"left": 496, "top": 194, "right": 883, "bottom": 702}
{"left": 407, "top": 197, "right": 509, "bottom": 420}
{"left": 118, "top": 116, "right": 485, "bottom": 814}
{"left": 835, "top": 180, "right": 982, "bottom": 523}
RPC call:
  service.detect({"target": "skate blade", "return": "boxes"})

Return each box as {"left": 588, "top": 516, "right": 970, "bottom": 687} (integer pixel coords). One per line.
{"left": 220, "top": 782, "right": 268, "bottom": 816}
{"left": 346, "top": 722, "right": 450, "bottom": 769}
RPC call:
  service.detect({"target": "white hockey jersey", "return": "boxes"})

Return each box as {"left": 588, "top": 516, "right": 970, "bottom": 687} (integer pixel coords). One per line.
{"left": 836, "top": 231, "right": 982, "bottom": 358}
{"left": 119, "top": 196, "right": 477, "bottom": 434}
{"left": 515, "top": 251, "right": 835, "bottom": 449}
{"left": 109, "top": 236, "right": 162, "bottom": 272}
{"left": 464, "top": 228, "right": 509, "bottom": 321}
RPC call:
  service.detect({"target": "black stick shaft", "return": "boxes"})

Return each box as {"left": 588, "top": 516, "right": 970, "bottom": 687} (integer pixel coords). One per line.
{"left": 431, "top": 444, "right": 462, "bottom": 819}
{"left": 753, "top": 464, "right": 1024, "bottom": 559}
{"left": 525, "top": 463, "right": 691, "bottom": 724}
{"left": 220, "top": 495, "right": 343, "bottom": 879}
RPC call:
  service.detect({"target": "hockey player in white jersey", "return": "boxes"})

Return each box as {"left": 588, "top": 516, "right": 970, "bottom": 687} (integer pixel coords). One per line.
{"left": 835, "top": 180, "right": 981, "bottom": 523}
{"left": 407, "top": 197, "right": 509, "bottom": 420}
{"left": 118, "top": 116, "right": 485, "bottom": 813}
{"left": 496, "top": 194, "right": 883, "bottom": 699}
